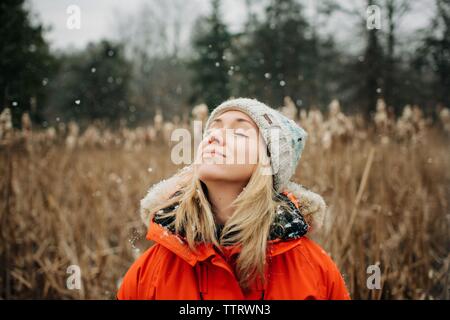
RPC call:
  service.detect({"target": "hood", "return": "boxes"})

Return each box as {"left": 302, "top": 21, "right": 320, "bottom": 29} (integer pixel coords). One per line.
{"left": 140, "top": 166, "right": 327, "bottom": 234}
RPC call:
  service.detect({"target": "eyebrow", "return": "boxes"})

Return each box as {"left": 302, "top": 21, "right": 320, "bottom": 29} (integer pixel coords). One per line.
{"left": 211, "top": 117, "right": 254, "bottom": 127}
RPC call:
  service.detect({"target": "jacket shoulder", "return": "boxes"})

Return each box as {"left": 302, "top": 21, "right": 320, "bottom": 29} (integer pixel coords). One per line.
{"left": 295, "top": 237, "right": 334, "bottom": 265}
{"left": 117, "top": 243, "right": 168, "bottom": 299}
{"left": 293, "top": 237, "right": 351, "bottom": 300}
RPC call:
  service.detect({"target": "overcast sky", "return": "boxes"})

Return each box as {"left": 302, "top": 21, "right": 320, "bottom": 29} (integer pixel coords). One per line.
{"left": 28, "top": 0, "right": 435, "bottom": 52}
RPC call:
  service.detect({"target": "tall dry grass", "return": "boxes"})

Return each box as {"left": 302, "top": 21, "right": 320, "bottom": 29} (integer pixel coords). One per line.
{"left": 0, "top": 100, "right": 449, "bottom": 299}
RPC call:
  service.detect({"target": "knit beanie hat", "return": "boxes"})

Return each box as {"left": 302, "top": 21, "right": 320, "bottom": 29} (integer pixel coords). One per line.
{"left": 203, "top": 97, "right": 308, "bottom": 192}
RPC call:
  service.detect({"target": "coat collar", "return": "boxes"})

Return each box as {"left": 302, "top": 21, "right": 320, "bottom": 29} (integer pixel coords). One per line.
{"left": 146, "top": 219, "right": 306, "bottom": 267}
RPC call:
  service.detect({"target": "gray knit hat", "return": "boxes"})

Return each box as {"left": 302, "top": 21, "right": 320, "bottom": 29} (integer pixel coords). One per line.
{"left": 203, "top": 97, "right": 308, "bottom": 192}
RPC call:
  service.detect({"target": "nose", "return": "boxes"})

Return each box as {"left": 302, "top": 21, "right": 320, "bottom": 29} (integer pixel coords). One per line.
{"left": 207, "top": 128, "right": 225, "bottom": 145}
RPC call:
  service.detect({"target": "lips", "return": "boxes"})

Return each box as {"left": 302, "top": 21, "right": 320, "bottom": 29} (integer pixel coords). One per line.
{"left": 202, "top": 148, "right": 226, "bottom": 158}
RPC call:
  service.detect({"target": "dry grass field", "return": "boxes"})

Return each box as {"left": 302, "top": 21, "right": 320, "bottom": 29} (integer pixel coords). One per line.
{"left": 1, "top": 100, "right": 449, "bottom": 299}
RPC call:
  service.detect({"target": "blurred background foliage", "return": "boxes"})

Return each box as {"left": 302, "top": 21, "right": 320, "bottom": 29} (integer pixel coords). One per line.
{"left": 0, "top": 0, "right": 449, "bottom": 127}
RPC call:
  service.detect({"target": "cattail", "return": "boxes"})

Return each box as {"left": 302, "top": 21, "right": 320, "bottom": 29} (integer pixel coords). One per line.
{"left": 374, "top": 98, "right": 393, "bottom": 143}
{"left": 322, "top": 99, "right": 354, "bottom": 148}
{"left": 0, "top": 107, "right": 13, "bottom": 141}
{"left": 328, "top": 99, "right": 341, "bottom": 117}
{"left": 79, "top": 125, "right": 101, "bottom": 147}
{"left": 299, "top": 109, "right": 325, "bottom": 146}
{"left": 299, "top": 109, "right": 308, "bottom": 122}
{"left": 102, "top": 129, "right": 115, "bottom": 147}
{"left": 439, "top": 107, "right": 450, "bottom": 133}
{"left": 192, "top": 103, "right": 209, "bottom": 123}
{"left": 146, "top": 126, "right": 157, "bottom": 142}
{"left": 395, "top": 104, "right": 428, "bottom": 143}
{"left": 280, "top": 96, "right": 297, "bottom": 120}
{"left": 374, "top": 99, "right": 388, "bottom": 129}
{"left": 162, "top": 122, "right": 175, "bottom": 142}
{"left": 46, "top": 127, "right": 57, "bottom": 142}
{"left": 65, "top": 121, "right": 80, "bottom": 150}
{"left": 21, "top": 112, "right": 32, "bottom": 133}
{"left": 321, "top": 130, "right": 332, "bottom": 149}
{"left": 154, "top": 110, "right": 163, "bottom": 131}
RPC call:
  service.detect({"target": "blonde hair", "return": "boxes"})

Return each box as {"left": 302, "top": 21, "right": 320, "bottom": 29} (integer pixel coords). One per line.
{"left": 149, "top": 140, "right": 293, "bottom": 290}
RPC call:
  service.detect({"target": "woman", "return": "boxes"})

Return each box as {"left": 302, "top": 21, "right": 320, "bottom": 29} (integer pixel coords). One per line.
{"left": 117, "top": 98, "right": 350, "bottom": 300}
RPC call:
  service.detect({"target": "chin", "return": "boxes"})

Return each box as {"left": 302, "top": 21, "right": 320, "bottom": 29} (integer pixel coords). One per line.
{"left": 196, "top": 163, "right": 231, "bottom": 181}
{"left": 196, "top": 163, "right": 255, "bottom": 183}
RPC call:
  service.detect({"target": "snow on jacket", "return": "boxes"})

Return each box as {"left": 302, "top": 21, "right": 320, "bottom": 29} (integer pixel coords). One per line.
{"left": 117, "top": 170, "right": 351, "bottom": 300}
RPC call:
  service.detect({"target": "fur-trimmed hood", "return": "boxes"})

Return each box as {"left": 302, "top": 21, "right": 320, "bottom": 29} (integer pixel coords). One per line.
{"left": 140, "top": 166, "right": 327, "bottom": 235}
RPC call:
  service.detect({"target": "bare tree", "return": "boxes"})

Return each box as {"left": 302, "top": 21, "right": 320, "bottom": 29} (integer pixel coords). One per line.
{"left": 111, "top": 0, "right": 200, "bottom": 122}
{"left": 384, "top": 0, "right": 412, "bottom": 115}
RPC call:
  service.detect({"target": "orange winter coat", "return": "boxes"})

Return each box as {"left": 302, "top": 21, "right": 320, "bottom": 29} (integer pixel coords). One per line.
{"left": 117, "top": 175, "right": 351, "bottom": 300}
{"left": 117, "top": 221, "right": 350, "bottom": 300}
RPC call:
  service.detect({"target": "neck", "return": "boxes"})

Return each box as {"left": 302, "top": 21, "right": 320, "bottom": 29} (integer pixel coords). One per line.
{"left": 203, "top": 180, "right": 246, "bottom": 225}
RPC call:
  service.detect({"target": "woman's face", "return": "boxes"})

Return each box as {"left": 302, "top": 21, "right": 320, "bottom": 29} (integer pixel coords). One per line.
{"left": 195, "top": 110, "right": 262, "bottom": 184}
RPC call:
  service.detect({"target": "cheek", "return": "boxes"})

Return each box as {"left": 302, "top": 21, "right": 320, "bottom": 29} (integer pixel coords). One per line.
{"left": 196, "top": 138, "right": 258, "bottom": 182}
{"left": 229, "top": 136, "right": 259, "bottom": 163}
{"left": 246, "top": 140, "right": 259, "bottom": 164}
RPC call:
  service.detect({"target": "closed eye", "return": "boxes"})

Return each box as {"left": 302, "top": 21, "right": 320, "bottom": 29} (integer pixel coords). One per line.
{"left": 235, "top": 132, "right": 248, "bottom": 138}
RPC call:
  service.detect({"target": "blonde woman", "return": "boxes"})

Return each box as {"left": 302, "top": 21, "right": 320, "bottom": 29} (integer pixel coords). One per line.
{"left": 117, "top": 98, "right": 350, "bottom": 300}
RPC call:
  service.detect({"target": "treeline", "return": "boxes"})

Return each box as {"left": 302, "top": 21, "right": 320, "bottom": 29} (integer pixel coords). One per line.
{"left": 0, "top": 0, "right": 449, "bottom": 128}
